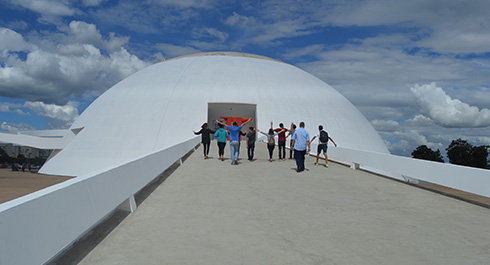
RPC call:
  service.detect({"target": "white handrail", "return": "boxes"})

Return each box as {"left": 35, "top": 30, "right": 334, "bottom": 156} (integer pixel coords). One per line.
{"left": 327, "top": 146, "right": 490, "bottom": 198}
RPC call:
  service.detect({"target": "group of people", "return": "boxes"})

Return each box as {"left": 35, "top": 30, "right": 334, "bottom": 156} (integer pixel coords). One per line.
{"left": 193, "top": 119, "right": 337, "bottom": 172}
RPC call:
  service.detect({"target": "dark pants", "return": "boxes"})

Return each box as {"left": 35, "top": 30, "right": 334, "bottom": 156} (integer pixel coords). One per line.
{"left": 202, "top": 142, "right": 210, "bottom": 156}
{"left": 289, "top": 140, "right": 294, "bottom": 159}
{"left": 267, "top": 144, "right": 275, "bottom": 159}
{"left": 247, "top": 143, "right": 255, "bottom": 160}
{"left": 278, "top": 141, "right": 286, "bottom": 159}
{"left": 294, "top": 149, "right": 306, "bottom": 171}
{"left": 217, "top": 142, "right": 226, "bottom": 157}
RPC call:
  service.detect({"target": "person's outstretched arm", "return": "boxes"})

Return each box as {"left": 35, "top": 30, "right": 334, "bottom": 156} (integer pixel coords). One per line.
{"left": 329, "top": 137, "right": 337, "bottom": 147}
{"left": 216, "top": 120, "right": 227, "bottom": 127}
{"left": 241, "top": 118, "right": 252, "bottom": 126}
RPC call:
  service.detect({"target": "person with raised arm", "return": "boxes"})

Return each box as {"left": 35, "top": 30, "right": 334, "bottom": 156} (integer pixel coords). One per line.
{"left": 273, "top": 122, "right": 290, "bottom": 160}
{"left": 214, "top": 122, "right": 228, "bottom": 161}
{"left": 287, "top": 122, "right": 296, "bottom": 159}
{"left": 258, "top": 121, "right": 285, "bottom": 162}
{"left": 216, "top": 118, "right": 252, "bottom": 165}
{"left": 310, "top": 125, "right": 337, "bottom": 167}
{"left": 193, "top": 122, "right": 215, "bottom": 159}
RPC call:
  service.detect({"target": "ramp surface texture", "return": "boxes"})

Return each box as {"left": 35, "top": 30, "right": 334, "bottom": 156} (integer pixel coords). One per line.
{"left": 79, "top": 143, "right": 490, "bottom": 265}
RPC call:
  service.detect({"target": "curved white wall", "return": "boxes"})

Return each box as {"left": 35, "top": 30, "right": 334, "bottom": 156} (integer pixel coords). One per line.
{"left": 40, "top": 52, "right": 388, "bottom": 177}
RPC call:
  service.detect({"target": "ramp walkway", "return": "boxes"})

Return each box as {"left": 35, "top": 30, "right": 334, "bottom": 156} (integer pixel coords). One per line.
{"left": 76, "top": 142, "right": 490, "bottom": 265}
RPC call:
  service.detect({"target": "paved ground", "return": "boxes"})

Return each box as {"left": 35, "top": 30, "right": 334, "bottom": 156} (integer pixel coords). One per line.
{"left": 70, "top": 143, "right": 490, "bottom": 264}
{"left": 0, "top": 169, "right": 72, "bottom": 204}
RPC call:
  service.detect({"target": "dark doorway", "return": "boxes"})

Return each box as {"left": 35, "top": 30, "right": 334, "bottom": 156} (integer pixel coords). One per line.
{"left": 208, "top": 103, "right": 257, "bottom": 133}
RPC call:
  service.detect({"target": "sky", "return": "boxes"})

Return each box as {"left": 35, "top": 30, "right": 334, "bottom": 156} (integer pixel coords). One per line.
{"left": 0, "top": 0, "right": 489, "bottom": 158}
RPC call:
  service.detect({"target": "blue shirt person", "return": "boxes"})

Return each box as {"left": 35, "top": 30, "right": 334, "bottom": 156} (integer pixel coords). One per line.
{"left": 216, "top": 118, "right": 252, "bottom": 165}
{"left": 291, "top": 122, "right": 310, "bottom": 172}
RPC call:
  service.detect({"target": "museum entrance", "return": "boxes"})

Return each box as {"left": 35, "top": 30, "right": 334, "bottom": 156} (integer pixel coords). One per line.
{"left": 208, "top": 103, "right": 257, "bottom": 138}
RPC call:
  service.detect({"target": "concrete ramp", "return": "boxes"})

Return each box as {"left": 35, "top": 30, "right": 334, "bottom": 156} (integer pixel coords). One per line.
{"left": 77, "top": 143, "right": 490, "bottom": 264}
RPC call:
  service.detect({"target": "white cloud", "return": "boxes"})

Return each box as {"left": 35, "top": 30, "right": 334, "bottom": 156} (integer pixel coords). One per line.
{"left": 404, "top": 115, "right": 434, "bottom": 127}
{"left": 6, "top": 0, "right": 77, "bottom": 24}
{"left": 283, "top": 44, "right": 325, "bottom": 60}
{"left": 66, "top": 21, "right": 129, "bottom": 51}
{"left": 82, "top": 0, "right": 105, "bottom": 7}
{"left": 1, "top": 121, "right": 36, "bottom": 132}
{"left": 223, "top": 12, "right": 256, "bottom": 27}
{"left": 152, "top": 0, "right": 216, "bottom": 9}
{"left": 371, "top": 120, "right": 400, "bottom": 132}
{"left": 0, "top": 28, "right": 33, "bottom": 51}
{"left": 410, "top": 82, "right": 490, "bottom": 128}
{"left": 0, "top": 102, "right": 26, "bottom": 114}
{"left": 379, "top": 127, "right": 448, "bottom": 157}
{"left": 10, "top": 0, "right": 76, "bottom": 16}
{"left": 6, "top": 20, "right": 29, "bottom": 30}
{"left": 155, "top": 43, "right": 201, "bottom": 59}
{"left": 1, "top": 100, "right": 78, "bottom": 129}
{"left": 475, "top": 137, "right": 490, "bottom": 145}
{"left": 0, "top": 24, "right": 149, "bottom": 105}
{"left": 191, "top": 27, "right": 228, "bottom": 43}
{"left": 24, "top": 101, "right": 79, "bottom": 128}
{"left": 223, "top": 9, "right": 315, "bottom": 46}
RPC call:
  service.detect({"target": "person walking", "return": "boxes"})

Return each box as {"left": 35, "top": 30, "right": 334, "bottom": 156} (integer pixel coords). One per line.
{"left": 258, "top": 121, "right": 285, "bottom": 162}
{"left": 310, "top": 125, "right": 337, "bottom": 167}
{"left": 216, "top": 118, "right": 252, "bottom": 165}
{"left": 246, "top": 121, "right": 256, "bottom": 161}
{"left": 237, "top": 129, "right": 247, "bottom": 161}
{"left": 291, "top": 122, "right": 310, "bottom": 172}
{"left": 287, "top": 123, "right": 296, "bottom": 159}
{"left": 193, "top": 122, "right": 215, "bottom": 159}
{"left": 214, "top": 123, "right": 228, "bottom": 161}
{"left": 274, "top": 122, "right": 290, "bottom": 160}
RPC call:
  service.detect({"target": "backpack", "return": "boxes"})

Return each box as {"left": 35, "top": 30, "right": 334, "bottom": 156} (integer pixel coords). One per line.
{"left": 319, "top": 130, "right": 329, "bottom": 143}
{"left": 268, "top": 135, "right": 275, "bottom": 146}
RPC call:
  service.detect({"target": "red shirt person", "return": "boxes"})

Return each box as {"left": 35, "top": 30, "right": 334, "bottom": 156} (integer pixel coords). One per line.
{"left": 273, "top": 122, "right": 290, "bottom": 160}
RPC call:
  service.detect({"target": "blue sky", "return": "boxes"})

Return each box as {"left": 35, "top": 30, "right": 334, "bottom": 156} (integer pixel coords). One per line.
{"left": 1, "top": 0, "right": 490, "bottom": 158}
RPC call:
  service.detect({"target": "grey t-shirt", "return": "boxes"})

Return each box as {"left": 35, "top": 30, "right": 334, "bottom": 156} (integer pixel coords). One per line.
{"left": 247, "top": 131, "right": 256, "bottom": 144}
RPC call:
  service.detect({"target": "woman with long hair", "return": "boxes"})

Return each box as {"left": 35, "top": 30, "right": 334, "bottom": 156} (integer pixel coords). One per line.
{"left": 258, "top": 121, "right": 285, "bottom": 162}
{"left": 193, "top": 122, "right": 215, "bottom": 159}
{"left": 214, "top": 123, "right": 228, "bottom": 161}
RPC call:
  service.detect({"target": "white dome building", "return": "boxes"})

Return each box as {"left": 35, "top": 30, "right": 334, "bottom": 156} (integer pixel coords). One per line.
{"left": 39, "top": 52, "right": 389, "bottom": 176}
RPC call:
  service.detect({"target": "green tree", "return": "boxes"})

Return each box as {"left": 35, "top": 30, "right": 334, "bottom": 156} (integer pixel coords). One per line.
{"left": 411, "top": 145, "right": 444, "bottom": 162}
{"left": 446, "top": 139, "right": 489, "bottom": 169}
{"left": 16, "top": 154, "right": 27, "bottom": 164}
{"left": 0, "top": 148, "right": 14, "bottom": 163}
{"left": 470, "top": 145, "right": 489, "bottom": 169}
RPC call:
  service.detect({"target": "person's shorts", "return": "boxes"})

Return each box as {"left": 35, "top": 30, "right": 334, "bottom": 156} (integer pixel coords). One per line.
{"left": 317, "top": 144, "right": 328, "bottom": 154}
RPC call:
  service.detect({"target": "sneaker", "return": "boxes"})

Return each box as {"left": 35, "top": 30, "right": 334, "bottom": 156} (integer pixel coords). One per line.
{"left": 315, "top": 163, "right": 319, "bottom": 166}
{"left": 325, "top": 164, "right": 329, "bottom": 168}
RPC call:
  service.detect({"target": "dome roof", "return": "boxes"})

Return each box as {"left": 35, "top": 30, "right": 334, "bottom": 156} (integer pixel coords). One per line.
{"left": 40, "top": 52, "right": 388, "bottom": 176}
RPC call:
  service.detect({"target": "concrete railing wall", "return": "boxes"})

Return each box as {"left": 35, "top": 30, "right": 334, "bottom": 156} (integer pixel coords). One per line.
{"left": 0, "top": 137, "right": 199, "bottom": 265}
{"left": 326, "top": 146, "right": 490, "bottom": 198}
